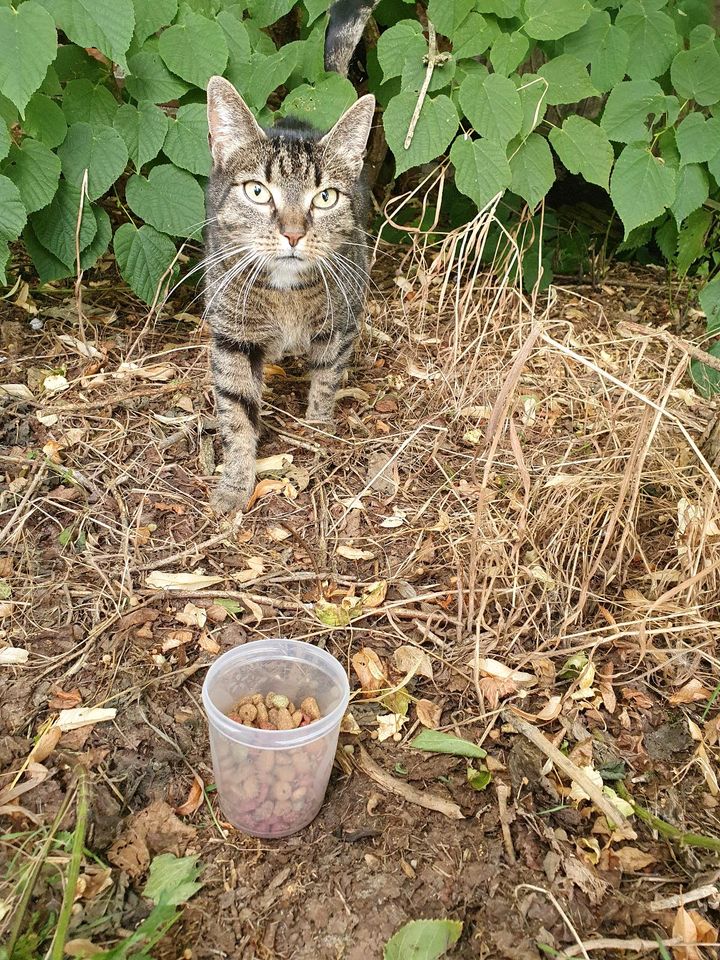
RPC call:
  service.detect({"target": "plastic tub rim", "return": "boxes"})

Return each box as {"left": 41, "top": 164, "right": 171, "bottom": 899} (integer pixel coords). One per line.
{"left": 201, "top": 638, "right": 350, "bottom": 749}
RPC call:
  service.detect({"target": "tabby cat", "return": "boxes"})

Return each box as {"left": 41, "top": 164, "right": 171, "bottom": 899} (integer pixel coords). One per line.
{"left": 204, "top": 0, "right": 379, "bottom": 514}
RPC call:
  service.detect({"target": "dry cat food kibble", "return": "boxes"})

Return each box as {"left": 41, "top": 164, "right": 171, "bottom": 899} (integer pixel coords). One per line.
{"left": 227, "top": 692, "right": 322, "bottom": 730}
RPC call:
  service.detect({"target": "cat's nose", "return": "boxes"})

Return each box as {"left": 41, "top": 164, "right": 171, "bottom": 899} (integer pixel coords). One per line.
{"left": 281, "top": 228, "right": 305, "bottom": 247}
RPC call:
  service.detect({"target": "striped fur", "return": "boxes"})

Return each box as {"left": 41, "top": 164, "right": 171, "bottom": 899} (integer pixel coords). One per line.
{"left": 205, "top": 67, "right": 375, "bottom": 514}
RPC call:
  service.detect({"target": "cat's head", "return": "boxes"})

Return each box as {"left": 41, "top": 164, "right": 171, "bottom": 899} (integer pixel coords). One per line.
{"left": 205, "top": 76, "right": 374, "bottom": 288}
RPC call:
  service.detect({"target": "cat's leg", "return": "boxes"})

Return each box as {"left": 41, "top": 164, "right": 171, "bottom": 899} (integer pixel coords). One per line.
{"left": 210, "top": 332, "right": 264, "bottom": 513}
{"left": 306, "top": 328, "right": 357, "bottom": 423}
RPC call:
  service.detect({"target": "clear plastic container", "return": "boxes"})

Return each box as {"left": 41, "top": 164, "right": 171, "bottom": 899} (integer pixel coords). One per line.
{"left": 201, "top": 638, "right": 350, "bottom": 838}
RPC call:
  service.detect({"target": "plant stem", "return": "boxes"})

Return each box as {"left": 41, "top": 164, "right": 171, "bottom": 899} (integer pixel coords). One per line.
{"left": 616, "top": 782, "right": 720, "bottom": 852}
{"left": 48, "top": 768, "right": 90, "bottom": 960}
{"left": 7, "top": 785, "right": 74, "bottom": 960}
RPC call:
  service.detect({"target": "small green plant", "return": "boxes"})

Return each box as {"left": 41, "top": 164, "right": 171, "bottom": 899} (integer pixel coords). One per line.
{"left": 384, "top": 918, "right": 463, "bottom": 960}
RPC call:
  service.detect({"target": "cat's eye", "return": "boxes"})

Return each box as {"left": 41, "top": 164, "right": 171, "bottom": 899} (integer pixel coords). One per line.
{"left": 243, "top": 181, "right": 272, "bottom": 204}
{"left": 312, "top": 188, "right": 339, "bottom": 209}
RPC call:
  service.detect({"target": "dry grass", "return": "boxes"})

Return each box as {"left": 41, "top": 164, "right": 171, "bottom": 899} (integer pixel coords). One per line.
{"left": 2, "top": 207, "right": 720, "bottom": 951}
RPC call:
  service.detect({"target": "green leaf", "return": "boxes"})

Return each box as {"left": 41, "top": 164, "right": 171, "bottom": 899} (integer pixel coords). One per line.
{"left": 671, "top": 163, "right": 709, "bottom": 225}
{"left": 475, "top": 0, "right": 520, "bottom": 16}
{"left": 655, "top": 216, "right": 678, "bottom": 261}
{"left": 23, "top": 220, "right": 72, "bottom": 281}
{"left": 410, "top": 729, "right": 487, "bottom": 758}
{"left": 516, "top": 73, "right": 548, "bottom": 135}
{"left": 37, "top": 0, "right": 135, "bottom": 71}
{"left": 450, "top": 136, "right": 511, "bottom": 208}
{"left": 246, "top": 0, "right": 294, "bottom": 28}
{"left": 0, "top": 1, "right": 58, "bottom": 116}
{"left": 489, "top": 31, "right": 529, "bottom": 76}
{"left": 459, "top": 72, "right": 521, "bottom": 146}
{"left": 163, "top": 102, "right": 210, "bottom": 175}
{"left": 600, "top": 79, "right": 665, "bottom": 144}
{"left": 125, "top": 163, "right": 206, "bottom": 238}
{"left": 467, "top": 765, "right": 492, "bottom": 790}
{"left": 610, "top": 144, "right": 676, "bottom": 237}
{"left": 427, "top": 0, "right": 473, "bottom": 40}
{"left": 229, "top": 45, "right": 301, "bottom": 111}
{"left": 384, "top": 920, "right": 463, "bottom": 960}
{"left": 79, "top": 204, "right": 111, "bottom": 269}
{"left": 58, "top": 122, "right": 128, "bottom": 200}
{"left": 125, "top": 43, "right": 191, "bottom": 103}
{"left": 159, "top": 11, "right": 228, "bottom": 89}
{"left": 0, "top": 122, "right": 9, "bottom": 162}
{"left": 114, "top": 222, "right": 178, "bottom": 304}
{"left": 4, "top": 138, "right": 60, "bottom": 212}
{"left": 537, "top": 54, "right": 597, "bottom": 105}
{"left": 0, "top": 174, "right": 27, "bottom": 282}
{"left": 690, "top": 340, "right": 720, "bottom": 396}
{"left": 279, "top": 74, "right": 356, "bottom": 130}
{"left": 676, "top": 113, "right": 720, "bottom": 165}
{"left": 677, "top": 207, "right": 712, "bottom": 274}
{"left": 305, "top": 0, "right": 331, "bottom": 24}
{"left": 700, "top": 276, "right": 720, "bottom": 335}
{"left": 548, "top": 115, "right": 613, "bottom": 190}
{"left": 143, "top": 853, "right": 203, "bottom": 906}
{"left": 509, "top": 132, "right": 555, "bottom": 208}
{"left": 590, "top": 25, "right": 631, "bottom": 93}
{"left": 30, "top": 179, "right": 97, "bottom": 266}
{"left": 114, "top": 100, "right": 168, "bottom": 171}
{"left": 53, "top": 43, "right": 106, "bottom": 82}
{"left": 452, "top": 13, "right": 494, "bottom": 60}
{"left": 23, "top": 92, "right": 67, "bottom": 147}
{"left": 523, "top": 0, "right": 592, "bottom": 41}
{"left": 615, "top": 0, "right": 678, "bottom": 81}
{"left": 218, "top": 9, "right": 251, "bottom": 65}
{"left": 376, "top": 20, "right": 424, "bottom": 83}
{"left": 62, "top": 79, "right": 119, "bottom": 126}
{"left": 401, "top": 52, "right": 455, "bottom": 95}
{"left": 670, "top": 27, "right": 720, "bottom": 107}
{"left": 132, "top": 0, "right": 178, "bottom": 46}
{"left": 383, "top": 92, "right": 459, "bottom": 176}
{"left": 562, "top": 9, "right": 610, "bottom": 63}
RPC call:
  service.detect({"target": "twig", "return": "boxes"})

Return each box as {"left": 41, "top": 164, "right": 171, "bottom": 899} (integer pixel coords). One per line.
{"left": 650, "top": 881, "right": 720, "bottom": 912}
{"left": 616, "top": 782, "right": 720, "bottom": 852}
{"left": 404, "top": 21, "right": 437, "bottom": 150}
{"left": 502, "top": 710, "right": 628, "bottom": 828}
{"left": 559, "top": 937, "right": 683, "bottom": 957}
{"left": 0, "top": 460, "right": 48, "bottom": 548}
{"left": 496, "top": 781, "right": 516, "bottom": 864}
{"left": 619, "top": 319, "right": 720, "bottom": 375}
{"left": 49, "top": 767, "right": 88, "bottom": 960}
{"left": 355, "top": 746, "right": 464, "bottom": 820}
{"left": 516, "top": 885, "right": 589, "bottom": 960}
{"left": 74, "top": 168, "right": 89, "bottom": 341}
{"left": 136, "top": 526, "right": 242, "bottom": 571}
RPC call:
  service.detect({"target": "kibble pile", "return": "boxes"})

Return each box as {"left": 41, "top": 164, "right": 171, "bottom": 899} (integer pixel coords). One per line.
{"left": 227, "top": 691, "right": 322, "bottom": 730}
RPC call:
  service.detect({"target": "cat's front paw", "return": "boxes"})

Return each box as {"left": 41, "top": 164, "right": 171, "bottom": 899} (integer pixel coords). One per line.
{"left": 210, "top": 481, "right": 253, "bottom": 516}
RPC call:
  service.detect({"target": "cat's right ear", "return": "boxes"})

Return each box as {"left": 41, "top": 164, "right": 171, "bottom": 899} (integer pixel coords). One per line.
{"left": 207, "top": 76, "right": 265, "bottom": 166}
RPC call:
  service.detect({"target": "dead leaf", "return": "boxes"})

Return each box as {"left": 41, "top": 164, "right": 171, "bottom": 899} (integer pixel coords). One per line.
{"left": 43, "top": 374, "right": 70, "bottom": 393}
{"left": 267, "top": 525, "right": 291, "bottom": 542}
{"left": 175, "top": 775, "right": 204, "bottom": 816}
{"left": 672, "top": 905, "right": 717, "bottom": 960}
{"left": 76, "top": 865, "right": 113, "bottom": 900}
{"left": 340, "top": 711, "right": 361, "bottom": 735}
{"left": 64, "top": 939, "right": 103, "bottom": 958}
{"left": 535, "top": 695, "right": 563, "bottom": 722}
{"left": 361, "top": 580, "right": 387, "bottom": 608}
{"left": 416, "top": 699, "right": 442, "bottom": 728}
{"left": 232, "top": 556, "right": 264, "bottom": 584}
{"left": 377, "top": 713, "right": 407, "bottom": 741}
{"left": 55, "top": 707, "right": 117, "bottom": 731}
{"left": 0, "top": 647, "right": 27, "bottom": 665}
{"left": 240, "top": 593, "right": 264, "bottom": 622}
{"left": 107, "top": 800, "right": 196, "bottom": 879}
{"left": 146, "top": 571, "right": 224, "bottom": 590}
{"left": 48, "top": 685, "right": 82, "bottom": 710}
{"left": 380, "top": 508, "right": 407, "bottom": 528}
{"left": 115, "top": 361, "right": 175, "bottom": 382}
{"left": 336, "top": 386, "right": 371, "bottom": 402}
{"left": 0, "top": 601, "right": 14, "bottom": 618}
{"left": 175, "top": 602, "right": 207, "bottom": 629}
{"left": 28, "top": 726, "right": 62, "bottom": 763}
{"left": 245, "top": 477, "right": 297, "bottom": 509}
{"left": 162, "top": 629, "right": 193, "bottom": 652}
{"left": 669, "top": 679, "right": 711, "bottom": 705}
{"left": 392, "top": 645, "right": 434, "bottom": 681}
{"left": 58, "top": 334, "right": 104, "bottom": 359}
{"left": 352, "top": 648, "right": 389, "bottom": 696}
{"left": 255, "top": 453, "right": 294, "bottom": 474}
{"left": 337, "top": 544, "right": 376, "bottom": 561}
{"left": 198, "top": 632, "right": 220, "bottom": 654}
{"left": 0, "top": 383, "right": 34, "bottom": 401}
{"left": 611, "top": 847, "right": 656, "bottom": 872}
{"left": 407, "top": 360, "right": 439, "bottom": 381}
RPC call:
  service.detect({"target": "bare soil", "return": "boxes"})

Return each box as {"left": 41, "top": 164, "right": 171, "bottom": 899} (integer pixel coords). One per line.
{"left": 2, "top": 254, "right": 720, "bottom": 960}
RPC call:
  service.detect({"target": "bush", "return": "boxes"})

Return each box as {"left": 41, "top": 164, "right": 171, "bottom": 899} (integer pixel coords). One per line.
{"left": 0, "top": 0, "right": 718, "bottom": 343}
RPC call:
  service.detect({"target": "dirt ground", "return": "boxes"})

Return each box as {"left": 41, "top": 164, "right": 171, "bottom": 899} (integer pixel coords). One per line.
{"left": 2, "top": 243, "right": 720, "bottom": 959}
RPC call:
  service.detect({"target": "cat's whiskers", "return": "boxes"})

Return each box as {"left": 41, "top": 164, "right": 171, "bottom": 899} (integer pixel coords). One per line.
{"left": 203, "top": 252, "right": 260, "bottom": 321}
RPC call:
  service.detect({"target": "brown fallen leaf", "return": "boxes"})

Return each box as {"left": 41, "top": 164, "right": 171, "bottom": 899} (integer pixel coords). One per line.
{"left": 175, "top": 774, "right": 204, "bottom": 816}
{"left": 76, "top": 865, "right": 113, "bottom": 900}
{"left": 611, "top": 847, "right": 656, "bottom": 872}
{"left": 416, "top": 698, "right": 442, "bottom": 728}
{"left": 352, "top": 647, "right": 389, "bottom": 697}
{"left": 48, "top": 685, "right": 83, "bottom": 710}
{"left": 28, "top": 726, "right": 62, "bottom": 764}
{"left": 392, "top": 645, "right": 434, "bottom": 681}
{"left": 108, "top": 800, "right": 196, "bottom": 879}
{"left": 198, "top": 632, "right": 220, "bottom": 654}
{"left": 672, "top": 905, "right": 717, "bottom": 960}
{"left": 669, "top": 679, "right": 711, "bottom": 705}
{"left": 64, "top": 939, "right": 103, "bottom": 958}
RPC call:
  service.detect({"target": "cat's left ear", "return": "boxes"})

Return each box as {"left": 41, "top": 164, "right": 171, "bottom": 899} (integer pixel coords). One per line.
{"left": 320, "top": 94, "right": 375, "bottom": 175}
{"left": 207, "top": 75, "right": 266, "bottom": 166}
